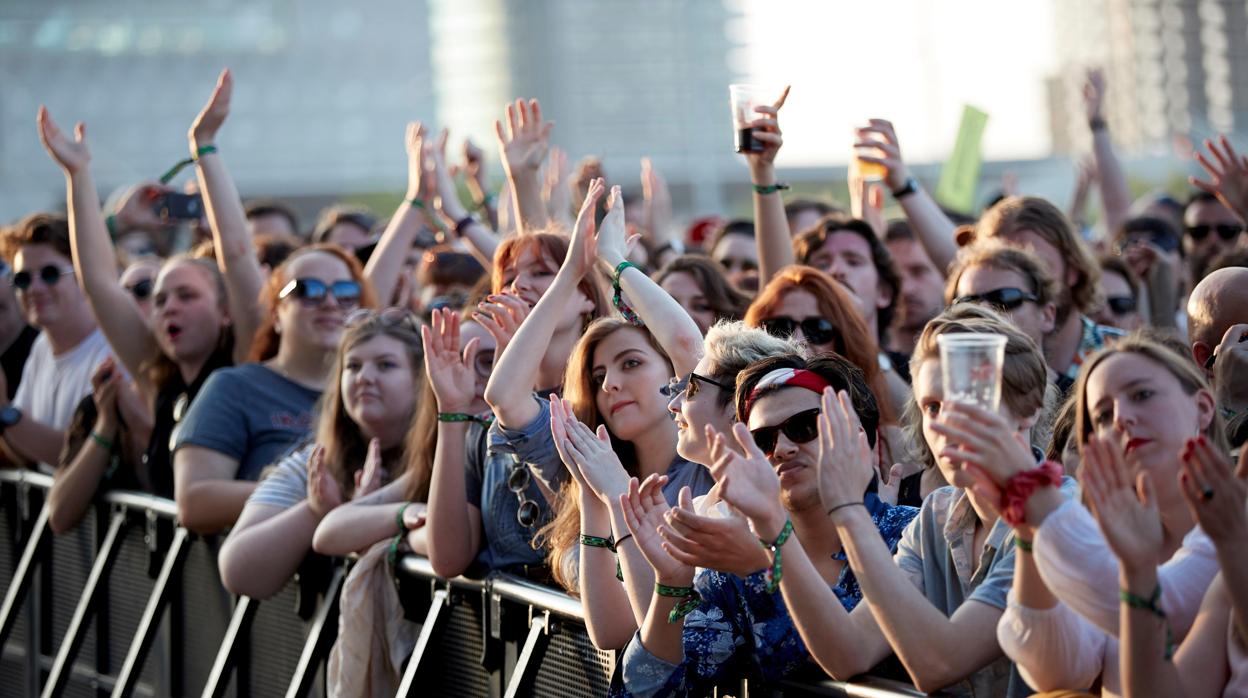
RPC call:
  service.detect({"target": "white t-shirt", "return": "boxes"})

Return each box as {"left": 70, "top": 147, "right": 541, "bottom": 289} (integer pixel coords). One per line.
{"left": 14, "top": 328, "right": 114, "bottom": 433}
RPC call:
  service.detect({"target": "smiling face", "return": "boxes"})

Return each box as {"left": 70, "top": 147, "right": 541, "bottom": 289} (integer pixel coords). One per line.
{"left": 1083, "top": 352, "right": 1213, "bottom": 511}
{"left": 153, "top": 261, "right": 229, "bottom": 366}
{"left": 746, "top": 388, "right": 822, "bottom": 512}
{"left": 275, "top": 251, "right": 358, "bottom": 355}
{"left": 805, "top": 231, "right": 890, "bottom": 331}
{"left": 501, "top": 244, "right": 593, "bottom": 330}
{"left": 590, "top": 327, "right": 674, "bottom": 442}
{"left": 341, "top": 333, "right": 419, "bottom": 446}
{"left": 660, "top": 271, "right": 715, "bottom": 335}
{"left": 13, "top": 243, "right": 84, "bottom": 330}
{"left": 669, "top": 354, "right": 735, "bottom": 464}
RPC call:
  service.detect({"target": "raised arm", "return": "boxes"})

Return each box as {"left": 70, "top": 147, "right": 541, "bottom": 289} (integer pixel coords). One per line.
{"left": 746, "top": 87, "right": 796, "bottom": 283}
{"left": 431, "top": 129, "right": 499, "bottom": 266}
{"left": 366, "top": 122, "right": 434, "bottom": 306}
{"left": 421, "top": 310, "right": 484, "bottom": 578}
{"left": 1190, "top": 134, "right": 1248, "bottom": 225}
{"left": 459, "top": 138, "right": 498, "bottom": 230}
{"left": 640, "top": 158, "right": 680, "bottom": 268}
{"left": 494, "top": 99, "right": 553, "bottom": 232}
{"left": 594, "top": 185, "right": 703, "bottom": 376}
{"left": 484, "top": 180, "right": 605, "bottom": 429}
{"left": 188, "top": 70, "right": 264, "bottom": 363}
{"left": 857, "top": 119, "right": 959, "bottom": 275}
{"left": 1084, "top": 69, "right": 1131, "bottom": 236}
{"left": 37, "top": 109, "right": 159, "bottom": 391}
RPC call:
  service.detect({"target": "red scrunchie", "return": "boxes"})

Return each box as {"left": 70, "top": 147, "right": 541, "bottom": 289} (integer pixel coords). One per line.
{"left": 1001, "top": 461, "right": 1062, "bottom": 527}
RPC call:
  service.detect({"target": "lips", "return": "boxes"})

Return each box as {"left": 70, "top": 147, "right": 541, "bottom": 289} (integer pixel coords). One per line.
{"left": 1124, "top": 437, "right": 1152, "bottom": 455}
{"left": 610, "top": 400, "right": 636, "bottom": 416}
{"left": 776, "top": 462, "right": 805, "bottom": 477}
{"left": 165, "top": 323, "right": 183, "bottom": 341}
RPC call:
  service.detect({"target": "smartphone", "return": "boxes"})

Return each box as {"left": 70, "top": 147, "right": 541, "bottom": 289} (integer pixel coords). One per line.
{"left": 153, "top": 192, "right": 204, "bottom": 221}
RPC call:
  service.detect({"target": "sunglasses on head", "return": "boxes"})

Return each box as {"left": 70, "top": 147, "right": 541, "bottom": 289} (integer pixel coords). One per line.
{"left": 1105, "top": 296, "right": 1136, "bottom": 315}
{"left": 761, "top": 316, "right": 842, "bottom": 348}
{"left": 953, "top": 287, "right": 1039, "bottom": 312}
{"left": 750, "top": 407, "right": 821, "bottom": 457}
{"left": 279, "top": 278, "right": 362, "bottom": 309}
{"left": 126, "top": 278, "right": 154, "bottom": 300}
{"left": 344, "top": 307, "right": 418, "bottom": 332}
{"left": 11, "top": 265, "right": 75, "bottom": 291}
{"left": 1186, "top": 223, "right": 1244, "bottom": 241}
{"left": 661, "top": 372, "right": 733, "bottom": 400}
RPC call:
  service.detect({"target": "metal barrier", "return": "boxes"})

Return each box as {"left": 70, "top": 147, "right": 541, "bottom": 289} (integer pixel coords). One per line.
{"left": 0, "top": 469, "right": 926, "bottom": 697}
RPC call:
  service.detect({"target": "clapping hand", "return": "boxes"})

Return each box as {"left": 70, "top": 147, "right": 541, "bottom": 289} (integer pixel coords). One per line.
{"left": 595, "top": 184, "right": 642, "bottom": 270}
{"left": 619, "top": 475, "right": 695, "bottom": 586}
{"left": 550, "top": 395, "right": 630, "bottom": 505}
{"left": 306, "top": 445, "right": 344, "bottom": 518}
{"left": 1178, "top": 436, "right": 1248, "bottom": 547}
{"left": 815, "top": 389, "right": 876, "bottom": 517}
{"left": 473, "top": 293, "right": 530, "bottom": 356}
{"left": 495, "top": 98, "right": 553, "bottom": 176}
{"left": 354, "top": 438, "right": 384, "bottom": 498}
{"left": 707, "top": 423, "right": 786, "bottom": 541}
{"left": 565, "top": 177, "right": 606, "bottom": 280}
{"left": 420, "top": 309, "right": 481, "bottom": 413}
{"left": 1082, "top": 434, "right": 1163, "bottom": 575}
{"left": 658, "top": 487, "right": 770, "bottom": 577}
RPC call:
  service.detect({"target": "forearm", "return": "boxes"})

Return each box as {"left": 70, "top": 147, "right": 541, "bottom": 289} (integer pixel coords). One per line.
{"left": 4, "top": 419, "right": 66, "bottom": 465}
{"left": 458, "top": 221, "right": 499, "bottom": 269}
{"left": 638, "top": 591, "right": 685, "bottom": 666}
{"left": 47, "top": 432, "right": 112, "bottom": 533}
{"left": 219, "top": 502, "right": 318, "bottom": 598}
{"left": 484, "top": 271, "right": 575, "bottom": 428}
{"left": 365, "top": 200, "right": 425, "bottom": 306}
{"left": 1092, "top": 130, "right": 1131, "bottom": 235}
{"left": 607, "top": 500, "right": 655, "bottom": 627}
{"left": 750, "top": 164, "right": 795, "bottom": 282}
{"left": 1013, "top": 534, "right": 1058, "bottom": 610}
{"left": 612, "top": 266, "right": 704, "bottom": 376}
{"left": 313, "top": 501, "right": 404, "bottom": 556}
{"left": 178, "top": 479, "right": 256, "bottom": 534}
{"left": 1213, "top": 533, "right": 1248, "bottom": 644}
{"left": 505, "top": 168, "right": 548, "bottom": 232}
{"left": 425, "top": 423, "right": 479, "bottom": 578}
{"left": 580, "top": 499, "right": 638, "bottom": 649}
{"left": 194, "top": 152, "right": 263, "bottom": 357}
{"left": 1119, "top": 565, "right": 1187, "bottom": 697}
{"left": 898, "top": 188, "right": 958, "bottom": 275}
{"left": 996, "top": 597, "right": 1104, "bottom": 692}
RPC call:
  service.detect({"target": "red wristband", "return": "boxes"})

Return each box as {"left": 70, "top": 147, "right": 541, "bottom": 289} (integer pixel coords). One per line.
{"left": 1001, "top": 461, "right": 1062, "bottom": 527}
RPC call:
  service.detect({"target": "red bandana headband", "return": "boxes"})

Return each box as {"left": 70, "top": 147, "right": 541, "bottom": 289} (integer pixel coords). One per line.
{"left": 745, "top": 368, "right": 831, "bottom": 415}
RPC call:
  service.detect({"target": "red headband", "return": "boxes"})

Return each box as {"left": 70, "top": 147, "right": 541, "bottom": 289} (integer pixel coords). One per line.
{"left": 745, "top": 368, "right": 831, "bottom": 415}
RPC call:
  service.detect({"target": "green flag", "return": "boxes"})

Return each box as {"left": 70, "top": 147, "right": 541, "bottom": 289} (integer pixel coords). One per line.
{"left": 935, "top": 105, "right": 989, "bottom": 214}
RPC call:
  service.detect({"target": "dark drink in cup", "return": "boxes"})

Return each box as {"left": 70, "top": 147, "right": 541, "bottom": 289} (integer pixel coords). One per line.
{"left": 729, "top": 84, "right": 771, "bottom": 154}
{"left": 736, "top": 126, "right": 762, "bottom": 153}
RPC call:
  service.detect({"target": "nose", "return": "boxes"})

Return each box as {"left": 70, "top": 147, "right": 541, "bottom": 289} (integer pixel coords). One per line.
{"left": 773, "top": 432, "right": 800, "bottom": 462}
{"left": 1111, "top": 402, "right": 1134, "bottom": 434}
{"left": 667, "top": 390, "right": 683, "bottom": 415}
{"left": 600, "top": 370, "right": 620, "bottom": 394}
{"left": 791, "top": 327, "right": 807, "bottom": 343}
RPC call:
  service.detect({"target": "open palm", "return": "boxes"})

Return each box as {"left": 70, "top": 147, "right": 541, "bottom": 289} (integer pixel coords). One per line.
{"left": 1082, "top": 435, "right": 1163, "bottom": 573}
{"left": 620, "top": 475, "right": 693, "bottom": 585}
{"left": 421, "top": 309, "right": 480, "bottom": 412}
{"left": 190, "top": 69, "right": 232, "bottom": 149}
{"left": 708, "top": 423, "right": 783, "bottom": 531}
{"left": 37, "top": 107, "right": 90, "bottom": 175}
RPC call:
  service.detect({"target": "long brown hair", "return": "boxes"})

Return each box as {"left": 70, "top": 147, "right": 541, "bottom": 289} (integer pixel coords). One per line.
{"left": 249, "top": 244, "right": 379, "bottom": 362}
{"left": 540, "top": 318, "right": 675, "bottom": 592}
{"left": 745, "top": 265, "right": 895, "bottom": 424}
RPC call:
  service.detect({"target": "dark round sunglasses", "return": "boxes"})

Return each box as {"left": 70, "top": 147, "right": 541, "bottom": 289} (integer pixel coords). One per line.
{"left": 760, "top": 316, "right": 842, "bottom": 348}
{"left": 279, "top": 278, "right": 362, "bottom": 309}
{"left": 126, "top": 278, "right": 154, "bottom": 300}
{"left": 750, "top": 407, "right": 821, "bottom": 457}
{"left": 507, "top": 460, "right": 542, "bottom": 528}
{"left": 953, "top": 287, "right": 1039, "bottom": 312}
{"left": 1105, "top": 296, "right": 1136, "bottom": 315}
{"left": 1186, "top": 223, "right": 1243, "bottom": 242}
{"left": 11, "top": 264, "right": 75, "bottom": 291}
{"left": 661, "top": 372, "right": 733, "bottom": 400}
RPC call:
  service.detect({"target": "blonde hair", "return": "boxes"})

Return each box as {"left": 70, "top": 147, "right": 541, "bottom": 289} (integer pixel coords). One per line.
{"left": 943, "top": 240, "right": 1058, "bottom": 307}
{"left": 702, "top": 321, "right": 801, "bottom": 406}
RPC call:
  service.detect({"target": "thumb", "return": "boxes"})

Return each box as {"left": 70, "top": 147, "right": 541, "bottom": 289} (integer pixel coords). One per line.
{"left": 1137, "top": 472, "right": 1156, "bottom": 509}
{"left": 596, "top": 424, "right": 610, "bottom": 444}
{"left": 678, "top": 486, "right": 693, "bottom": 511}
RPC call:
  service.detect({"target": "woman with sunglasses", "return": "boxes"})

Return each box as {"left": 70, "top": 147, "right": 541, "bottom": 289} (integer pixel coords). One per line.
{"left": 715, "top": 306, "right": 1064, "bottom": 696}
{"left": 613, "top": 353, "right": 917, "bottom": 697}
{"left": 173, "top": 244, "right": 377, "bottom": 534}
{"left": 218, "top": 309, "right": 428, "bottom": 598}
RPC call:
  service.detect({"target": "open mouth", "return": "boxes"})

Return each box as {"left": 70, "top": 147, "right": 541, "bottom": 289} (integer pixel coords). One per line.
{"left": 166, "top": 323, "right": 183, "bottom": 341}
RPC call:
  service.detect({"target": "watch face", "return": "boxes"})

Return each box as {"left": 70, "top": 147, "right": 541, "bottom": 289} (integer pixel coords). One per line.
{"left": 1, "top": 406, "right": 21, "bottom": 427}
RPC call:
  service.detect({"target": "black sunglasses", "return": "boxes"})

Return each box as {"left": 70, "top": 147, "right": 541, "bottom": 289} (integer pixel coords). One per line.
{"left": 279, "top": 278, "right": 362, "bottom": 309}
{"left": 953, "top": 287, "right": 1039, "bottom": 312}
{"left": 1105, "top": 296, "right": 1136, "bottom": 315}
{"left": 126, "top": 278, "right": 154, "bottom": 300}
{"left": 11, "top": 265, "right": 75, "bottom": 291}
{"left": 1186, "top": 223, "right": 1244, "bottom": 241}
{"left": 507, "top": 458, "right": 542, "bottom": 528}
{"left": 661, "top": 372, "right": 733, "bottom": 400}
{"left": 750, "top": 407, "right": 822, "bottom": 457}
{"left": 761, "top": 316, "right": 842, "bottom": 348}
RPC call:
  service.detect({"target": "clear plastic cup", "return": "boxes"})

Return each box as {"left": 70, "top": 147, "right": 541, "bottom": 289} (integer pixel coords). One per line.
{"left": 936, "top": 333, "right": 1007, "bottom": 411}
{"left": 854, "top": 135, "right": 888, "bottom": 181}
{"left": 729, "top": 84, "right": 769, "bottom": 153}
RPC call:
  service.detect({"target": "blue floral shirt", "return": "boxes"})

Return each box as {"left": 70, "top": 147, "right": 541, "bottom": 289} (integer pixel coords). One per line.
{"left": 613, "top": 493, "right": 918, "bottom": 697}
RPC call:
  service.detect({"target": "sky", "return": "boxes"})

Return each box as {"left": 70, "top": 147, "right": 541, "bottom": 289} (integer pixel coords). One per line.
{"left": 733, "top": 0, "right": 1059, "bottom": 167}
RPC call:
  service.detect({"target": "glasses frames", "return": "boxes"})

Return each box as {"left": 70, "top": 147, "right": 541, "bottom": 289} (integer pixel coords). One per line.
{"left": 11, "top": 265, "right": 76, "bottom": 291}
{"left": 661, "top": 372, "right": 733, "bottom": 400}
{"left": 749, "top": 407, "right": 822, "bottom": 457}
{"left": 507, "top": 458, "right": 542, "bottom": 528}
{"left": 952, "top": 287, "right": 1040, "bottom": 313}
{"left": 1186, "top": 223, "right": 1244, "bottom": 241}
{"left": 279, "top": 278, "right": 363, "bottom": 309}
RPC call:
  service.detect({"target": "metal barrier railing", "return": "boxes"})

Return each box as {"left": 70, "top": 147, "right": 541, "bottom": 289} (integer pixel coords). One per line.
{"left": 0, "top": 469, "right": 926, "bottom": 698}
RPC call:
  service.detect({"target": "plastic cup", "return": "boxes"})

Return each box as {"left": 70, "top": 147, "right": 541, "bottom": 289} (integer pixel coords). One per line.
{"left": 855, "top": 137, "right": 888, "bottom": 181}
{"left": 729, "top": 84, "right": 769, "bottom": 153}
{"left": 936, "top": 333, "right": 1007, "bottom": 411}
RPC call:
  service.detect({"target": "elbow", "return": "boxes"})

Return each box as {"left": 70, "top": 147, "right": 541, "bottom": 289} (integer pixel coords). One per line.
{"left": 310, "top": 527, "right": 340, "bottom": 557}
{"left": 47, "top": 502, "right": 84, "bottom": 535}
{"left": 218, "top": 538, "right": 285, "bottom": 600}
{"left": 585, "top": 623, "right": 632, "bottom": 652}
{"left": 909, "top": 660, "right": 964, "bottom": 694}
{"left": 482, "top": 380, "right": 505, "bottom": 413}
{"left": 177, "top": 500, "right": 221, "bottom": 536}
{"left": 428, "top": 549, "right": 468, "bottom": 581}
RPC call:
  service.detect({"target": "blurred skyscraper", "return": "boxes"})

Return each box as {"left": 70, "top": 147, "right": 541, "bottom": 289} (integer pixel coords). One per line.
{"left": 1049, "top": 0, "right": 1248, "bottom": 156}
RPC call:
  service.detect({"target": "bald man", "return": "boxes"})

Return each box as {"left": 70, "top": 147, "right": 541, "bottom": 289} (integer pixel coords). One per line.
{"left": 1187, "top": 266, "right": 1248, "bottom": 447}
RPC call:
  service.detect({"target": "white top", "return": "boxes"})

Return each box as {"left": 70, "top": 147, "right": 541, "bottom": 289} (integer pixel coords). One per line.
{"left": 13, "top": 329, "right": 114, "bottom": 464}
{"left": 995, "top": 499, "right": 1219, "bottom": 696}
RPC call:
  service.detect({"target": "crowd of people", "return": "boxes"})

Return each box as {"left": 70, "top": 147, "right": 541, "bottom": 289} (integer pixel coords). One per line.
{"left": 5, "top": 65, "right": 1247, "bottom": 697}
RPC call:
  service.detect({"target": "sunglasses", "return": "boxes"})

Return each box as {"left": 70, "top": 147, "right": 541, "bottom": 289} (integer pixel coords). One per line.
{"left": 11, "top": 265, "right": 75, "bottom": 291}
{"left": 279, "top": 278, "right": 362, "bottom": 309}
{"left": 344, "top": 307, "right": 419, "bottom": 332}
{"left": 953, "top": 287, "right": 1039, "bottom": 312}
{"left": 1186, "top": 223, "right": 1243, "bottom": 241}
{"left": 750, "top": 407, "right": 822, "bottom": 457}
{"left": 126, "top": 278, "right": 154, "bottom": 301}
{"left": 760, "top": 316, "right": 842, "bottom": 348}
{"left": 661, "top": 372, "right": 733, "bottom": 400}
{"left": 1105, "top": 296, "right": 1136, "bottom": 315}
{"left": 507, "top": 458, "right": 542, "bottom": 528}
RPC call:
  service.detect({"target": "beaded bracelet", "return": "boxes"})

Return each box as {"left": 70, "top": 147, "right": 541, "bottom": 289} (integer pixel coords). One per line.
{"left": 656, "top": 582, "right": 701, "bottom": 623}
{"left": 759, "top": 519, "right": 794, "bottom": 593}
{"left": 1120, "top": 583, "right": 1174, "bottom": 659}
{"left": 612, "top": 261, "right": 645, "bottom": 327}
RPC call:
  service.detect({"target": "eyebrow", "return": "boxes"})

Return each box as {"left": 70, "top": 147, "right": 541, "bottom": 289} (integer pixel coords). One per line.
{"left": 1092, "top": 376, "right": 1152, "bottom": 412}
{"left": 592, "top": 348, "right": 645, "bottom": 373}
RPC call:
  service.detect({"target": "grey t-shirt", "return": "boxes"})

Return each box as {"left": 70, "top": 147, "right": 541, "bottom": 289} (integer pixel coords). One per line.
{"left": 247, "top": 444, "right": 313, "bottom": 509}
{"left": 172, "top": 363, "right": 320, "bottom": 481}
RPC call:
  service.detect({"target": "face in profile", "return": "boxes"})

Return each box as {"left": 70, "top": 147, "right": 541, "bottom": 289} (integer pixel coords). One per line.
{"left": 590, "top": 327, "right": 674, "bottom": 442}
{"left": 668, "top": 354, "right": 735, "bottom": 464}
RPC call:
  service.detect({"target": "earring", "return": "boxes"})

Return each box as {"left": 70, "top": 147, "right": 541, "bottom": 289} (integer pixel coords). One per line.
{"left": 274, "top": 323, "right": 282, "bottom": 336}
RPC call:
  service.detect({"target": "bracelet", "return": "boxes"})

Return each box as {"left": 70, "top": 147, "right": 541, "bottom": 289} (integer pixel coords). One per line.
{"left": 396, "top": 502, "right": 411, "bottom": 532}
{"left": 386, "top": 531, "right": 406, "bottom": 568}
{"left": 195, "top": 144, "right": 218, "bottom": 158}
{"left": 611, "top": 261, "right": 645, "bottom": 327}
{"left": 406, "top": 197, "right": 426, "bottom": 209}
{"left": 759, "top": 519, "right": 794, "bottom": 593}
{"left": 580, "top": 533, "right": 614, "bottom": 550}
{"left": 891, "top": 176, "right": 919, "bottom": 199}
{"left": 454, "top": 214, "right": 477, "bottom": 237}
{"left": 90, "top": 431, "right": 115, "bottom": 451}
{"left": 655, "top": 582, "right": 702, "bottom": 623}
{"left": 1120, "top": 583, "right": 1175, "bottom": 659}
{"left": 613, "top": 533, "right": 634, "bottom": 549}
{"left": 1089, "top": 117, "right": 1108, "bottom": 132}
{"left": 1014, "top": 537, "right": 1033, "bottom": 553}
{"left": 752, "top": 182, "right": 790, "bottom": 195}
{"left": 437, "top": 412, "right": 476, "bottom": 423}
{"left": 105, "top": 214, "right": 119, "bottom": 241}
{"left": 825, "top": 501, "right": 865, "bottom": 518}
{"left": 1001, "top": 461, "right": 1062, "bottom": 527}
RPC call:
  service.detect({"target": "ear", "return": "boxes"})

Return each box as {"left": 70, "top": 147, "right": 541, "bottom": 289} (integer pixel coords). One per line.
{"left": 1194, "top": 387, "right": 1216, "bottom": 434}
{"left": 876, "top": 281, "right": 894, "bottom": 310}
{"left": 1192, "top": 341, "right": 1212, "bottom": 372}
{"left": 1065, "top": 263, "right": 1080, "bottom": 289}
{"left": 1040, "top": 302, "right": 1057, "bottom": 334}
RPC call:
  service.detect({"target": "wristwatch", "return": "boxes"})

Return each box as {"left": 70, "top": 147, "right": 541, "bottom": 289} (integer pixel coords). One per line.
{"left": 0, "top": 405, "right": 22, "bottom": 434}
{"left": 891, "top": 176, "right": 919, "bottom": 200}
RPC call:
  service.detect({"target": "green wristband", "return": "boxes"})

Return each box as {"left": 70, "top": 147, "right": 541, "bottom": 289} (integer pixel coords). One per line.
{"left": 195, "top": 144, "right": 218, "bottom": 158}
{"left": 1120, "top": 583, "right": 1174, "bottom": 659}
{"left": 1015, "top": 537, "right": 1033, "bottom": 553}
{"left": 396, "top": 502, "right": 411, "bottom": 532}
{"left": 655, "top": 582, "right": 701, "bottom": 623}
{"left": 760, "top": 519, "right": 794, "bottom": 593}
{"left": 437, "top": 412, "right": 475, "bottom": 423}
{"left": 407, "top": 197, "right": 426, "bottom": 209}
{"left": 580, "top": 533, "right": 614, "bottom": 550}
{"left": 90, "top": 431, "right": 114, "bottom": 451}
{"left": 752, "top": 182, "right": 790, "bottom": 195}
